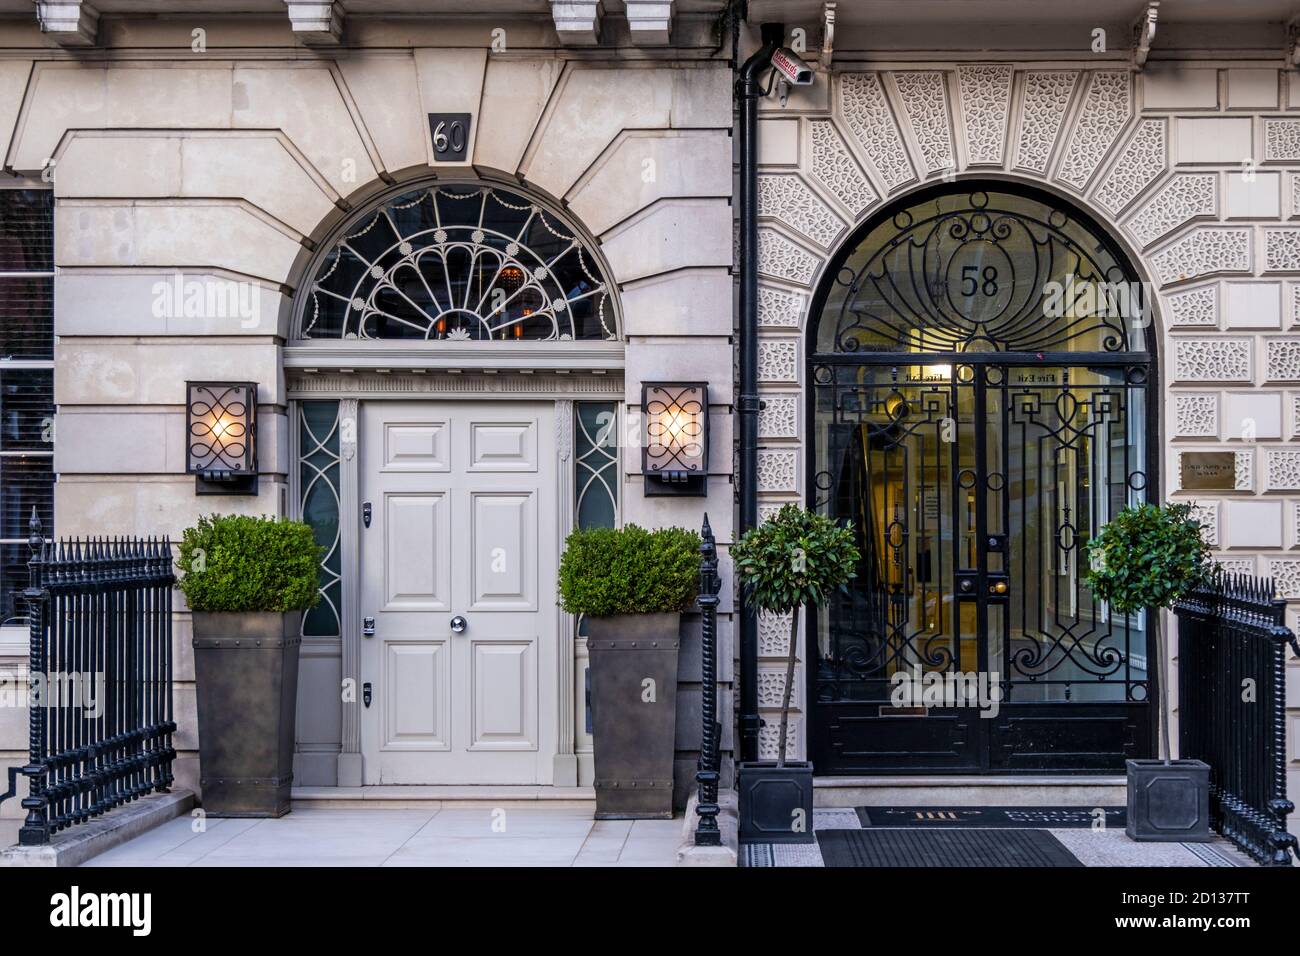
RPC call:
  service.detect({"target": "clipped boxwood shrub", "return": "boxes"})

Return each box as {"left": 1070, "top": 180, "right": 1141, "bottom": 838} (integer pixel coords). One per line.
{"left": 558, "top": 524, "right": 700, "bottom": 617}
{"left": 178, "top": 514, "right": 323, "bottom": 613}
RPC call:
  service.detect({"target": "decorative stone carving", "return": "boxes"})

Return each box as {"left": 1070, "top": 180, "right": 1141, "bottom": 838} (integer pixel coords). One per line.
{"left": 757, "top": 449, "right": 798, "bottom": 492}
{"left": 758, "top": 665, "right": 801, "bottom": 708}
{"left": 758, "top": 501, "right": 786, "bottom": 524}
{"left": 759, "top": 395, "right": 800, "bottom": 439}
{"left": 758, "top": 339, "right": 799, "bottom": 383}
{"left": 1172, "top": 338, "right": 1252, "bottom": 382}
{"left": 757, "top": 228, "right": 820, "bottom": 285}
{"left": 1165, "top": 286, "right": 1218, "bottom": 327}
{"left": 1264, "top": 228, "right": 1300, "bottom": 272}
{"left": 808, "top": 120, "right": 877, "bottom": 217}
{"left": 1267, "top": 558, "right": 1300, "bottom": 598}
{"left": 957, "top": 65, "right": 1013, "bottom": 166}
{"left": 1014, "top": 71, "right": 1079, "bottom": 173}
{"left": 1265, "top": 338, "right": 1300, "bottom": 381}
{"left": 555, "top": 398, "right": 574, "bottom": 461}
{"left": 339, "top": 397, "right": 358, "bottom": 461}
{"left": 1094, "top": 119, "right": 1167, "bottom": 215}
{"left": 758, "top": 284, "right": 805, "bottom": 329}
{"left": 1217, "top": 558, "right": 1255, "bottom": 576}
{"left": 1151, "top": 228, "right": 1251, "bottom": 285}
{"left": 1235, "top": 450, "right": 1254, "bottom": 491}
{"left": 1057, "top": 72, "right": 1132, "bottom": 190}
{"left": 1187, "top": 502, "right": 1219, "bottom": 546}
{"left": 758, "top": 174, "right": 845, "bottom": 249}
{"left": 1265, "top": 450, "right": 1300, "bottom": 490}
{"left": 758, "top": 716, "right": 802, "bottom": 760}
{"left": 1174, "top": 394, "right": 1218, "bottom": 437}
{"left": 1264, "top": 119, "right": 1300, "bottom": 162}
{"left": 892, "top": 71, "right": 956, "bottom": 175}
{"left": 1125, "top": 173, "right": 1217, "bottom": 249}
{"left": 758, "top": 610, "right": 793, "bottom": 658}
{"left": 838, "top": 73, "right": 916, "bottom": 191}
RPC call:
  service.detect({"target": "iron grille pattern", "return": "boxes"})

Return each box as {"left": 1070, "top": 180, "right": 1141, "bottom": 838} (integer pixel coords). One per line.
{"left": 3, "top": 514, "right": 176, "bottom": 845}
{"left": 1176, "top": 572, "right": 1299, "bottom": 866}
{"left": 303, "top": 184, "right": 616, "bottom": 342}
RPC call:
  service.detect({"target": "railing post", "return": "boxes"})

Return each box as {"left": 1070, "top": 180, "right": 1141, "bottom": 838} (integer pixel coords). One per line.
{"left": 19, "top": 509, "right": 50, "bottom": 846}
{"left": 1267, "top": 593, "right": 1298, "bottom": 866}
{"left": 694, "top": 514, "right": 723, "bottom": 847}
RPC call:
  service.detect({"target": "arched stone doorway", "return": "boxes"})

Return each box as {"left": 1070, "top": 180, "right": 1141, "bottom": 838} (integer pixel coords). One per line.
{"left": 805, "top": 181, "right": 1159, "bottom": 774}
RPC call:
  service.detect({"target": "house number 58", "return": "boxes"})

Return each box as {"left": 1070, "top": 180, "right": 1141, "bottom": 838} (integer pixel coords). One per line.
{"left": 428, "top": 112, "right": 472, "bottom": 162}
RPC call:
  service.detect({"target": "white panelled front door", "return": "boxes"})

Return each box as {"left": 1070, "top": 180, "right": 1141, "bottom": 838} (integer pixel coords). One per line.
{"left": 359, "top": 401, "right": 557, "bottom": 785}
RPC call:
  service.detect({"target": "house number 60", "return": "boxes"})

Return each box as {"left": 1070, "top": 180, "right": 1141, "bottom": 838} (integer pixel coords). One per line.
{"left": 433, "top": 120, "right": 466, "bottom": 154}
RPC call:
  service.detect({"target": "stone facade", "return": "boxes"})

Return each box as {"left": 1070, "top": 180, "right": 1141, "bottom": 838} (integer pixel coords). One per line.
{"left": 752, "top": 59, "right": 1300, "bottom": 788}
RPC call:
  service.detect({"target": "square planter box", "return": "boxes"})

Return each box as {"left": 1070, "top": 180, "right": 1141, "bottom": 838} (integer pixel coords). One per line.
{"left": 737, "top": 760, "right": 815, "bottom": 844}
{"left": 1126, "top": 759, "right": 1212, "bottom": 842}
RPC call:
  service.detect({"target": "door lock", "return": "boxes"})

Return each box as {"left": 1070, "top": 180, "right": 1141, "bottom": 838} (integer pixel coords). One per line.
{"left": 362, "top": 682, "right": 372, "bottom": 708}
{"left": 363, "top": 616, "right": 375, "bottom": 637}
{"left": 362, "top": 501, "right": 372, "bottom": 528}
{"left": 450, "top": 615, "right": 468, "bottom": 634}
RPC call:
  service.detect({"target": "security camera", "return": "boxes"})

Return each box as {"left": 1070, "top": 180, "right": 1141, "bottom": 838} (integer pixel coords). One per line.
{"left": 770, "top": 47, "right": 814, "bottom": 86}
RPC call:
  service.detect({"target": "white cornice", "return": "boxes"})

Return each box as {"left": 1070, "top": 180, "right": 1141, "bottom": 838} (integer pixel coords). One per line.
{"left": 34, "top": 1, "right": 99, "bottom": 47}
{"left": 283, "top": 1, "right": 344, "bottom": 46}
{"left": 551, "top": 1, "right": 602, "bottom": 46}
{"left": 625, "top": 1, "right": 673, "bottom": 46}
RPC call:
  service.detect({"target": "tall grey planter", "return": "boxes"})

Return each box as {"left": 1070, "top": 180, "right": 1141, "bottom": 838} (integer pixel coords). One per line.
{"left": 1126, "top": 758, "right": 1212, "bottom": 842}
{"left": 193, "top": 611, "right": 303, "bottom": 818}
{"left": 586, "top": 612, "right": 680, "bottom": 819}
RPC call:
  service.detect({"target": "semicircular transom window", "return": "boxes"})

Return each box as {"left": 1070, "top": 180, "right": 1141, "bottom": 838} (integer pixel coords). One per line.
{"left": 301, "top": 183, "right": 617, "bottom": 342}
{"left": 814, "top": 186, "right": 1147, "bottom": 356}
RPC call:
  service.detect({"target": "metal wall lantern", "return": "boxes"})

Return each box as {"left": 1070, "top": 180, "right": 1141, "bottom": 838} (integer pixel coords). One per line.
{"left": 186, "top": 381, "right": 258, "bottom": 495}
{"left": 642, "top": 382, "right": 708, "bottom": 497}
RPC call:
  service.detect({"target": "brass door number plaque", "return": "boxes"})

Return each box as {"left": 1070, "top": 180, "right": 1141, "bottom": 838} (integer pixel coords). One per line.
{"left": 1181, "top": 451, "right": 1237, "bottom": 490}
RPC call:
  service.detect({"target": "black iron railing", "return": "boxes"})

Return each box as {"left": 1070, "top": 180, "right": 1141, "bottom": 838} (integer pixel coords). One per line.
{"left": 694, "top": 514, "right": 723, "bottom": 846}
{"left": 1175, "top": 571, "right": 1300, "bottom": 867}
{"left": 0, "top": 511, "right": 176, "bottom": 846}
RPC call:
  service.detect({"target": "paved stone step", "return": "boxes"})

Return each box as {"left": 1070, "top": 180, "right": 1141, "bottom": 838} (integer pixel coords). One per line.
{"left": 813, "top": 776, "right": 1127, "bottom": 808}
{"left": 292, "top": 785, "right": 597, "bottom": 810}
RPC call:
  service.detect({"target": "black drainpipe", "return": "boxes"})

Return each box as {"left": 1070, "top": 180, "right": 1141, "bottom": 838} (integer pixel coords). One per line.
{"left": 736, "top": 20, "right": 783, "bottom": 764}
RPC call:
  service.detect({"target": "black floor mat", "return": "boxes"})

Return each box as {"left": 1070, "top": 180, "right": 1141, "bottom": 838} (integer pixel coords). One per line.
{"left": 818, "top": 828, "right": 1083, "bottom": 867}
{"left": 857, "top": 806, "right": 1126, "bottom": 829}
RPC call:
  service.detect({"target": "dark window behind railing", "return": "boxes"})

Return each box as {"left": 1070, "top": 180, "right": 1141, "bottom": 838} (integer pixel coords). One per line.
{"left": 1175, "top": 571, "right": 1299, "bottom": 867}
{"left": 0, "top": 513, "right": 176, "bottom": 845}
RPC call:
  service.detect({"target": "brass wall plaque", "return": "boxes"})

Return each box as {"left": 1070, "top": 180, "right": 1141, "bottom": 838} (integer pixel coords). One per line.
{"left": 1181, "top": 451, "right": 1236, "bottom": 490}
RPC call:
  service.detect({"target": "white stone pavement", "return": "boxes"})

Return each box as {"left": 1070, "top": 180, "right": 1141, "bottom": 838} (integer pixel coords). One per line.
{"left": 77, "top": 808, "right": 683, "bottom": 868}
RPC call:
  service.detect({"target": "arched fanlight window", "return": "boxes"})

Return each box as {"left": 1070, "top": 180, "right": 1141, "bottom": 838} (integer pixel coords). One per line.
{"left": 300, "top": 182, "right": 617, "bottom": 342}
{"left": 813, "top": 185, "right": 1148, "bottom": 357}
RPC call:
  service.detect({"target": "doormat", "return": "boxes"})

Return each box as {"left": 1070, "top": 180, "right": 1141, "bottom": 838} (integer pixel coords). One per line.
{"left": 817, "top": 827, "right": 1083, "bottom": 867}
{"left": 856, "top": 806, "right": 1126, "bottom": 829}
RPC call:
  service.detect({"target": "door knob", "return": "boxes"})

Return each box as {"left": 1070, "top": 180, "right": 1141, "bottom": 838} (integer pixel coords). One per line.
{"left": 450, "top": 615, "right": 468, "bottom": 634}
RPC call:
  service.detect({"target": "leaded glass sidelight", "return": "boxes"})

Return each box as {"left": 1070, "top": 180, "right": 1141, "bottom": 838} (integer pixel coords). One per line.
{"left": 300, "top": 183, "right": 617, "bottom": 342}
{"left": 299, "top": 401, "right": 341, "bottom": 637}
{"left": 575, "top": 403, "right": 619, "bottom": 530}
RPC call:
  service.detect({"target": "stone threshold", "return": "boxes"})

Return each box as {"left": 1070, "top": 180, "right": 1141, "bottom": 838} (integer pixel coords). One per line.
{"left": 0, "top": 790, "right": 195, "bottom": 868}
{"left": 813, "top": 775, "right": 1127, "bottom": 808}
{"left": 292, "top": 785, "right": 596, "bottom": 810}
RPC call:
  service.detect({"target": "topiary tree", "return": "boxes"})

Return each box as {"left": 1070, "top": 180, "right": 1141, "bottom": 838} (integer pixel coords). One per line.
{"left": 732, "top": 504, "right": 859, "bottom": 767}
{"left": 1083, "top": 502, "right": 1214, "bottom": 762}
{"left": 178, "top": 514, "right": 323, "bottom": 613}
{"left": 558, "top": 524, "right": 701, "bottom": 617}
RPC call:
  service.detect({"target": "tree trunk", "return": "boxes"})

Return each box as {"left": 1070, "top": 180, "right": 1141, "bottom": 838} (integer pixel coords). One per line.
{"left": 775, "top": 609, "right": 799, "bottom": 769}
{"left": 1156, "top": 616, "right": 1170, "bottom": 763}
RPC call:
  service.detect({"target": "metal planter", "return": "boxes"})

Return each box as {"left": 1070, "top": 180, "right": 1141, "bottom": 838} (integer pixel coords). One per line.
{"left": 737, "top": 760, "right": 815, "bottom": 844}
{"left": 586, "top": 613, "right": 680, "bottom": 820}
{"left": 192, "top": 611, "right": 302, "bottom": 818}
{"left": 1126, "top": 758, "right": 1212, "bottom": 842}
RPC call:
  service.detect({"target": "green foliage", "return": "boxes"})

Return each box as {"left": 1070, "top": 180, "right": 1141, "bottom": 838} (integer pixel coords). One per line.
{"left": 731, "top": 504, "right": 860, "bottom": 615}
{"left": 177, "top": 514, "right": 324, "bottom": 613}
{"left": 558, "top": 524, "right": 701, "bottom": 617}
{"left": 1083, "top": 503, "right": 1213, "bottom": 614}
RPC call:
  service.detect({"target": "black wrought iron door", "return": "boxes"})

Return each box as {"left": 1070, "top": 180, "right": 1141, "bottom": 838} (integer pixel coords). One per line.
{"left": 810, "top": 359, "right": 1153, "bottom": 773}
